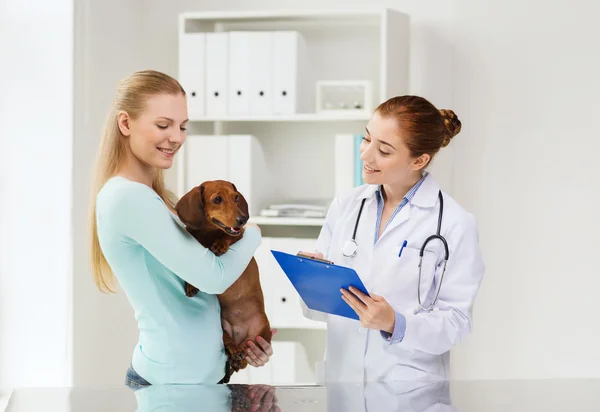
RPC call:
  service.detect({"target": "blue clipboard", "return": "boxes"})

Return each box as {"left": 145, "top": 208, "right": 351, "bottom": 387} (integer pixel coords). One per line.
{"left": 270, "top": 250, "right": 370, "bottom": 321}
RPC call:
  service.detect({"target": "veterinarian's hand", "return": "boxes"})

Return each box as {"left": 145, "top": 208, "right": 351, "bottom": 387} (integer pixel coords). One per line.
{"left": 298, "top": 251, "right": 323, "bottom": 259}
{"left": 341, "top": 287, "right": 396, "bottom": 333}
{"left": 245, "top": 329, "right": 277, "bottom": 367}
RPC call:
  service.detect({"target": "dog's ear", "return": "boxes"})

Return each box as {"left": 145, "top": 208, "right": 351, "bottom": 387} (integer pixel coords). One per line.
{"left": 231, "top": 182, "right": 237, "bottom": 192}
{"left": 175, "top": 184, "right": 205, "bottom": 230}
{"left": 237, "top": 190, "right": 249, "bottom": 218}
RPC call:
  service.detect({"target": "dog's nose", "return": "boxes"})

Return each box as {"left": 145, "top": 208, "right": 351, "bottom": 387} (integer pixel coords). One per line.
{"left": 236, "top": 215, "right": 248, "bottom": 226}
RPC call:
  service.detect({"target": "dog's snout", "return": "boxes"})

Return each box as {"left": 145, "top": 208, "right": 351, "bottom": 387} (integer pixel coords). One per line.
{"left": 236, "top": 215, "right": 248, "bottom": 226}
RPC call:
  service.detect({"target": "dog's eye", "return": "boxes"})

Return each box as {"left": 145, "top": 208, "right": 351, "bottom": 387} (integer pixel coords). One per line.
{"left": 234, "top": 195, "right": 239, "bottom": 202}
{"left": 213, "top": 196, "right": 222, "bottom": 204}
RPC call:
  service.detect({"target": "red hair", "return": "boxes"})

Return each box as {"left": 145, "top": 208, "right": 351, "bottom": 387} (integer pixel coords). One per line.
{"left": 375, "top": 95, "right": 461, "bottom": 163}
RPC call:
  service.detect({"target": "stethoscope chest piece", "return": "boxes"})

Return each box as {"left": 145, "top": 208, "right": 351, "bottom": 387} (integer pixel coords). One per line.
{"left": 342, "top": 198, "right": 367, "bottom": 258}
{"left": 342, "top": 240, "right": 358, "bottom": 258}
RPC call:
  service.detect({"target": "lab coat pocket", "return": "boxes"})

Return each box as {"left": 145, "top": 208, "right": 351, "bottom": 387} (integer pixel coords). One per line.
{"left": 378, "top": 246, "right": 439, "bottom": 311}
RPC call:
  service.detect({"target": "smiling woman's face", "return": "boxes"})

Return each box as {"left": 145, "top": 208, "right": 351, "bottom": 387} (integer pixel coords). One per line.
{"left": 359, "top": 112, "right": 426, "bottom": 187}
{"left": 117, "top": 92, "right": 189, "bottom": 170}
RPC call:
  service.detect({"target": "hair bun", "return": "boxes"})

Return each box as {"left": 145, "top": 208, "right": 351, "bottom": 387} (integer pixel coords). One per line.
{"left": 439, "top": 109, "right": 461, "bottom": 147}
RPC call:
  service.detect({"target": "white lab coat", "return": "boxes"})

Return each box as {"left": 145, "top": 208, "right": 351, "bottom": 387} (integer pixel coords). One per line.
{"left": 302, "top": 173, "right": 485, "bottom": 383}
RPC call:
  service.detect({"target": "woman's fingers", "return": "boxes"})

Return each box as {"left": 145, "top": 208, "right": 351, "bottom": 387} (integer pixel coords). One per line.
{"left": 248, "top": 341, "right": 269, "bottom": 366}
{"left": 255, "top": 336, "right": 274, "bottom": 357}
{"left": 341, "top": 289, "right": 366, "bottom": 313}
{"left": 245, "top": 344, "right": 262, "bottom": 366}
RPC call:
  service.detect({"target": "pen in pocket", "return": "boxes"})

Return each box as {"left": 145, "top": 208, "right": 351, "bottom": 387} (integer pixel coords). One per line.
{"left": 398, "top": 240, "right": 408, "bottom": 257}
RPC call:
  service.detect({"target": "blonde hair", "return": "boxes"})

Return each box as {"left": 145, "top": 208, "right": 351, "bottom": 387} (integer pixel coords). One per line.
{"left": 88, "top": 70, "right": 185, "bottom": 293}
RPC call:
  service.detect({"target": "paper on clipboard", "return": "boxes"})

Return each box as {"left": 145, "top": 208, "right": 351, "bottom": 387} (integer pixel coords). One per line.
{"left": 270, "top": 250, "right": 370, "bottom": 321}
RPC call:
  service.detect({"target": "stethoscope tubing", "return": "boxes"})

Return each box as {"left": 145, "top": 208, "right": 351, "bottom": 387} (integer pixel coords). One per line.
{"left": 342, "top": 190, "right": 450, "bottom": 312}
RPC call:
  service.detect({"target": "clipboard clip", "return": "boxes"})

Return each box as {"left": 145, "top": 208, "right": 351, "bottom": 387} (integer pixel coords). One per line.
{"left": 296, "top": 252, "right": 334, "bottom": 265}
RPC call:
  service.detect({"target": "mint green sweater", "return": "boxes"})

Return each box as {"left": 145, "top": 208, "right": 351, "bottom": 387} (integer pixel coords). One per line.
{"left": 95, "top": 176, "right": 261, "bottom": 384}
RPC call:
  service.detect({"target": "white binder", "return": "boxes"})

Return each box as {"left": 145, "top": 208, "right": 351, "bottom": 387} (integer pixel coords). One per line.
{"left": 183, "top": 134, "right": 271, "bottom": 217}
{"left": 248, "top": 32, "right": 273, "bottom": 116}
{"left": 227, "top": 32, "right": 251, "bottom": 116}
{"left": 272, "top": 31, "right": 311, "bottom": 115}
{"left": 334, "top": 134, "right": 356, "bottom": 195}
{"left": 227, "top": 134, "right": 272, "bottom": 216}
{"left": 204, "top": 32, "right": 229, "bottom": 117}
{"left": 183, "top": 135, "right": 229, "bottom": 193}
{"left": 178, "top": 33, "right": 205, "bottom": 119}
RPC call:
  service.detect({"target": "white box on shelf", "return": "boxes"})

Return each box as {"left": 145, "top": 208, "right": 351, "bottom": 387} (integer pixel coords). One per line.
{"left": 248, "top": 32, "right": 274, "bottom": 116}
{"left": 272, "top": 31, "right": 311, "bottom": 115}
{"left": 205, "top": 32, "right": 229, "bottom": 117}
{"left": 316, "top": 80, "right": 373, "bottom": 116}
{"left": 227, "top": 32, "right": 251, "bottom": 116}
{"left": 181, "top": 135, "right": 272, "bottom": 217}
{"left": 178, "top": 33, "right": 206, "bottom": 119}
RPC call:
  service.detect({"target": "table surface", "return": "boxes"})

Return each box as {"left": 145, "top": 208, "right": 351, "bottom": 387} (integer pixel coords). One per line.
{"left": 4, "top": 379, "right": 600, "bottom": 412}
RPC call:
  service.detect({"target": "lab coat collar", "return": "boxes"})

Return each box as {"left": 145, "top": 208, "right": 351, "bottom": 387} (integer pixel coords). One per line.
{"left": 410, "top": 172, "right": 440, "bottom": 208}
{"left": 354, "top": 172, "right": 439, "bottom": 208}
{"left": 356, "top": 185, "right": 379, "bottom": 200}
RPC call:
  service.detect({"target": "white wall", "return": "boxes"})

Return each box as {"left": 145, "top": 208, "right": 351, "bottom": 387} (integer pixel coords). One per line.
{"left": 449, "top": 0, "right": 600, "bottom": 379}
{"left": 0, "top": 0, "right": 73, "bottom": 387}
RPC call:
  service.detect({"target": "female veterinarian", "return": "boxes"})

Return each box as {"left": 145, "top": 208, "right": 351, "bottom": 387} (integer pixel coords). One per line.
{"left": 88, "top": 70, "right": 273, "bottom": 388}
{"left": 302, "top": 95, "right": 485, "bottom": 383}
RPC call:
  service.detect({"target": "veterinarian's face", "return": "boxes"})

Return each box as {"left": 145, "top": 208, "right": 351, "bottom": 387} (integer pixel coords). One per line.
{"left": 359, "top": 112, "right": 426, "bottom": 186}
{"left": 123, "top": 93, "right": 188, "bottom": 170}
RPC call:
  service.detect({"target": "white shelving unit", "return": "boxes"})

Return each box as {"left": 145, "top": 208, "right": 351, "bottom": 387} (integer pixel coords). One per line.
{"left": 186, "top": 113, "right": 372, "bottom": 122}
{"left": 249, "top": 216, "right": 325, "bottom": 226}
{"left": 176, "top": 8, "right": 409, "bottom": 384}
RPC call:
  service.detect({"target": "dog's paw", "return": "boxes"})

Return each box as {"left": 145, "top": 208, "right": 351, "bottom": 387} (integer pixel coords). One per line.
{"left": 210, "top": 239, "right": 230, "bottom": 256}
{"left": 185, "top": 282, "right": 199, "bottom": 297}
{"left": 230, "top": 356, "right": 249, "bottom": 372}
{"left": 225, "top": 342, "right": 249, "bottom": 372}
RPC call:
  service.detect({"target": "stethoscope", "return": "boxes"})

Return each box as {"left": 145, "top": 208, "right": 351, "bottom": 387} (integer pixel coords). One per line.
{"left": 341, "top": 190, "right": 450, "bottom": 312}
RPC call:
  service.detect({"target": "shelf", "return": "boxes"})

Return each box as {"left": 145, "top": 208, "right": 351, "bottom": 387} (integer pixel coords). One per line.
{"left": 270, "top": 323, "right": 327, "bottom": 330}
{"left": 189, "top": 113, "right": 371, "bottom": 122}
{"left": 180, "top": 8, "right": 387, "bottom": 23}
{"left": 250, "top": 216, "right": 326, "bottom": 226}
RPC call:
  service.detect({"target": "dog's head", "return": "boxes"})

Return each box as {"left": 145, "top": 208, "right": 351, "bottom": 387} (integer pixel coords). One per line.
{"left": 176, "top": 180, "right": 249, "bottom": 236}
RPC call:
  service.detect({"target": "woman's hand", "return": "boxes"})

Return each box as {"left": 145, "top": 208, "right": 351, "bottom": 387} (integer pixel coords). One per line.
{"left": 245, "top": 329, "right": 277, "bottom": 367}
{"left": 341, "top": 287, "right": 396, "bottom": 333}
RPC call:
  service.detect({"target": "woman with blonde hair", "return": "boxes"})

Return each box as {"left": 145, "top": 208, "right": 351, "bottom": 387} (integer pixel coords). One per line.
{"left": 89, "top": 70, "right": 273, "bottom": 389}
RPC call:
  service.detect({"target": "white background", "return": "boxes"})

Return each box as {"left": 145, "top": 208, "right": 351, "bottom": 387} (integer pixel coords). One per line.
{"left": 1, "top": 0, "right": 599, "bottom": 388}
{"left": 0, "top": 0, "right": 73, "bottom": 387}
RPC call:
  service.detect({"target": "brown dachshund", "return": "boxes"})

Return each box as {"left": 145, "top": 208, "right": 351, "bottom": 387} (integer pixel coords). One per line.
{"left": 175, "top": 180, "right": 272, "bottom": 383}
